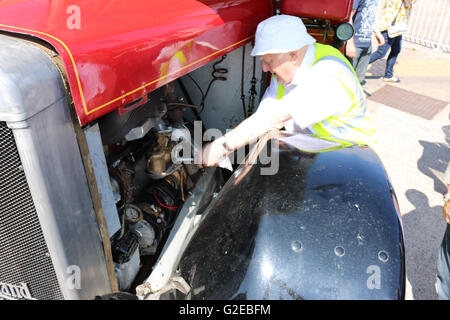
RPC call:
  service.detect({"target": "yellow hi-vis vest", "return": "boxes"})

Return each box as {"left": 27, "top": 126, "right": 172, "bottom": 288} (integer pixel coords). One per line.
{"left": 276, "top": 42, "right": 375, "bottom": 152}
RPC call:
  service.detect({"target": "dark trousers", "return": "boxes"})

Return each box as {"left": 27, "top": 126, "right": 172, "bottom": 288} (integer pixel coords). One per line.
{"left": 369, "top": 31, "right": 402, "bottom": 79}
{"left": 349, "top": 44, "right": 372, "bottom": 84}
{"left": 437, "top": 224, "right": 450, "bottom": 300}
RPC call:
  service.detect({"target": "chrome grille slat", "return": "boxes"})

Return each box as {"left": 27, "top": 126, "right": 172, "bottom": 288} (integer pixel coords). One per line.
{"left": 0, "top": 122, "right": 64, "bottom": 300}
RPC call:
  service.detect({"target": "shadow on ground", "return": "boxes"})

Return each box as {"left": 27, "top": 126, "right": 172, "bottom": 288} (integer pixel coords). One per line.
{"left": 402, "top": 189, "right": 446, "bottom": 300}
{"left": 402, "top": 126, "right": 449, "bottom": 299}
{"left": 417, "top": 125, "right": 450, "bottom": 194}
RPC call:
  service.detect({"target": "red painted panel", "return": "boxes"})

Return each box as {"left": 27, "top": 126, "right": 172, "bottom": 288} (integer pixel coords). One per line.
{"left": 0, "top": 0, "right": 272, "bottom": 125}
{"left": 282, "top": 0, "right": 353, "bottom": 23}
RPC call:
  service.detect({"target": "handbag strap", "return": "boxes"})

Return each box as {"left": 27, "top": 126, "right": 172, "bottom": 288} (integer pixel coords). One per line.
{"left": 392, "top": 0, "right": 405, "bottom": 25}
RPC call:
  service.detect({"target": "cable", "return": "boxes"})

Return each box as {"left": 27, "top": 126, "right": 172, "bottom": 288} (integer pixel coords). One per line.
{"left": 241, "top": 46, "right": 247, "bottom": 118}
{"left": 247, "top": 56, "right": 257, "bottom": 117}
{"left": 153, "top": 190, "right": 179, "bottom": 211}
{"left": 200, "top": 55, "right": 228, "bottom": 113}
{"left": 186, "top": 74, "right": 205, "bottom": 98}
{"left": 177, "top": 78, "right": 201, "bottom": 120}
{"left": 167, "top": 102, "right": 201, "bottom": 109}
{"left": 186, "top": 55, "right": 228, "bottom": 114}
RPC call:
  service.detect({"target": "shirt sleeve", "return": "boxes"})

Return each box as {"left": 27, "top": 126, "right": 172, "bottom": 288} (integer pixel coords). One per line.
{"left": 283, "top": 59, "right": 354, "bottom": 129}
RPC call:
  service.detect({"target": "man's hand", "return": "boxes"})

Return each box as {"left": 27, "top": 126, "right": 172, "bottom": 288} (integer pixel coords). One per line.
{"left": 195, "top": 137, "right": 228, "bottom": 167}
{"left": 345, "top": 41, "right": 356, "bottom": 59}
{"left": 374, "top": 29, "right": 385, "bottom": 46}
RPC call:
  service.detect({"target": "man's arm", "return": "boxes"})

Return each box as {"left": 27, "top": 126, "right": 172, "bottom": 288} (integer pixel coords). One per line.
{"left": 224, "top": 103, "right": 290, "bottom": 150}
{"left": 345, "top": 9, "right": 357, "bottom": 59}
{"left": 197, "top": 97, "right": 291, "bottom": 167}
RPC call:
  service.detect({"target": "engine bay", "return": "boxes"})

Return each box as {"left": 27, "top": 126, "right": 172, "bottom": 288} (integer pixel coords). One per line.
{"left": 98, "top": 84, "right": 203, "bottom": 291}
{"left": 95, "top": 53, "right": 244, "bottom": 292}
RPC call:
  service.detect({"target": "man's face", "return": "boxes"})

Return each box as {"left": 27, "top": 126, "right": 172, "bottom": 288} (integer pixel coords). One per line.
{"left": 259, "top": 52, "right": 298, "bottom": 85}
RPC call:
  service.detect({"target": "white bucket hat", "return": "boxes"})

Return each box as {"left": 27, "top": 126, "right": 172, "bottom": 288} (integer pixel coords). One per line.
{"left": 251, "top": 15, "right": 316, "bottom": 56}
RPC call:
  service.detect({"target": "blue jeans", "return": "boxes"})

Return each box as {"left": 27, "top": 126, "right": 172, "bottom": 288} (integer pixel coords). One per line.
{"left": 369, "top": 31, "right": 402, "bottom": 79}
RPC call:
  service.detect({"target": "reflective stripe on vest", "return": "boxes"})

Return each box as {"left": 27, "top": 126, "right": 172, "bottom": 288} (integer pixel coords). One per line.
{"left": 276, "top": 43, "right": 375, "bottom": 151}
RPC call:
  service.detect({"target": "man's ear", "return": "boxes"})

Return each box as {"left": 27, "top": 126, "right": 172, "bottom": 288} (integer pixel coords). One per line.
{"left": 289, "top": 51, "right": 297, "bottom": 61}
{"left": 291, "top": 47, "right": 306, "bottom": 65}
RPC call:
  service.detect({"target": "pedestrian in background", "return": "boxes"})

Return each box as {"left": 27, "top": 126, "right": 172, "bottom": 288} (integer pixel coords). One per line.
{"left": 346, "top": 0, "right": 385, "bottom": 85}
{"left": 368, "top": 0, "right": 416, "bottom": 82}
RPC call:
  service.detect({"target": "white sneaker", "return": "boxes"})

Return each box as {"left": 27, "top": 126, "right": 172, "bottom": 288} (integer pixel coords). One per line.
{"left": 383, "top": 76, "right": 400, "bottom": 82}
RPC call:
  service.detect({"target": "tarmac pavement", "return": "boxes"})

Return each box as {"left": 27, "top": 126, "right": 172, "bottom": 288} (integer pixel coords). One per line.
{"left": 363, "top": 41, "right": 450, "bottom": 300}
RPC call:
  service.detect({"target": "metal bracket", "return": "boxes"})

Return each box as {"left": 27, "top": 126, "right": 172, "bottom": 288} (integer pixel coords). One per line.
{"left": 136, "top": 276, "right": 191, "bottom": 300}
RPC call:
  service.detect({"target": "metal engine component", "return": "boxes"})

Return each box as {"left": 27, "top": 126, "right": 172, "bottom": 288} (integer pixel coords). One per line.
{"left": 112, "top": 232, "right": 140, "bottom": 291}
{"left": 146, "top": 133, "right": 182, "bottom": 180}
{"left": 110, "top": 176, "right": 122, "bottom": 204}
{"left": 123, "top": 204, "right": 143, "bottom": 223}
{"left": 114, "top": 248, "right": 140, "bottom": 291}
{"left": 125, "top": 117, "right": 169, "bottom": 142}
{"left": 147, "top": 149, "right": 172, "bottom": 178}
{"left": 109, "top": 160, "right": 135, "bottom": 206}
{"left": 131, "top": 219, "right": 157, "bottom": 256}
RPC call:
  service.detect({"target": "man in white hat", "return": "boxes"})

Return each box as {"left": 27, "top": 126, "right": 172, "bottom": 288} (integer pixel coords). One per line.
{"left": 197, "top": 15, "right": 374, "bottom": 167}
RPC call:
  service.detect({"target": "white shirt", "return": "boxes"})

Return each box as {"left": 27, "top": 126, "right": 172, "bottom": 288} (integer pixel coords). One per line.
{"left": 223, "top": 44, "right": 364, "bottom": 152}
